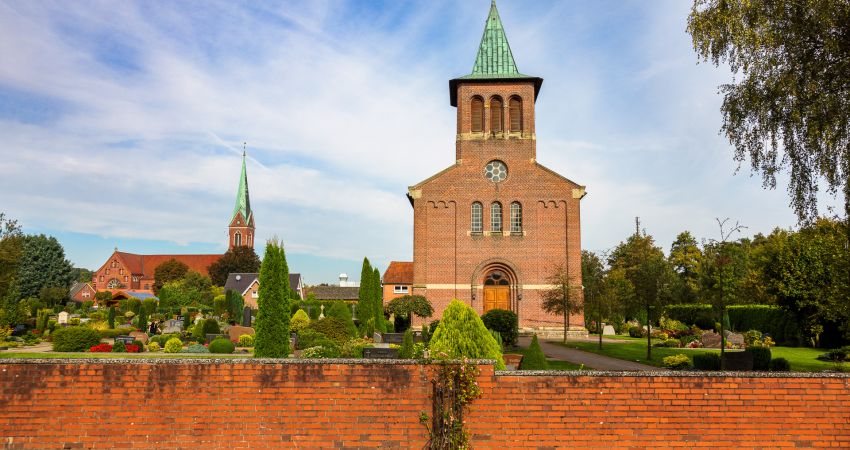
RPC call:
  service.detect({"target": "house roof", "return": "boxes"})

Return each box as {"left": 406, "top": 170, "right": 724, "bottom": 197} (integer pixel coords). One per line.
{"left": 383, "top": 261, "right": 413, "bottom": 284}
{"left": 224, "top": 273, "right": 303, "bottom": 296}
{"left": 306, "top": 285, "right": 360, "bottom": 301}
{"left": 111, "top": 290, "right": 159, "bottom": 301}
{"left": 69, "top": 282, "right": 89, "bottom": 297}
{"left": 114, "top": 252, "right": 222, "bottom": 277}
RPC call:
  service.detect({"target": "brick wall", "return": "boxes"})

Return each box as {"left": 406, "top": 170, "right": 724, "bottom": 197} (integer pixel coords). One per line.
{"left": 1, "top": 361, "right": 848, "bottom": 449}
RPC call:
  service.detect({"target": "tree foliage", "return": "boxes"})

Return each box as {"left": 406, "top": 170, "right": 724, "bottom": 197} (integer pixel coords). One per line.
{"left": 669, "top": 232, "right": 703, "bottom": 303}
{"left": 226, "top": 289, "right": 244, "bottom": 323}
{"left": 385, "top": 295, "right": 434, "bottom": 320}
{"left": 207, "top": 246, "right": 261, "bottom": 286}
{"left": 372, "top": 267, "right": 386, "bottom": 333}
{"left": 152, "top": 259, "right": 189, "bottom": 295}
{"left": 541, "top": 263, "right": 583, "bottom": 343}
{"left": 157, "top": 271, "right": 215, "bottom": 310}
{"left": 520, "top": 335, "right": 549, "bottom": 370}
{"left": 357, "top": 257, "right": 373, "bottom": 333}
{"left": 688, "top": 0, "right": 850, "bottom": 223}
{"left": 17, "top": 234, "right": 74, "bottom": 299}
{"left": 254, "top": 239, "right": 291, "bottom": 358}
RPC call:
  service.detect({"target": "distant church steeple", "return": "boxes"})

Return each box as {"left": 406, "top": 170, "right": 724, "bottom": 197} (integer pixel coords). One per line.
{"left": 228, "top": 147, "right": 255, "bottom": 249}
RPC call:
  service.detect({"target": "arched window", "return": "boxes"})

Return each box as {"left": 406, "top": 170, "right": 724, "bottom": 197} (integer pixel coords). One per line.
{"left": 490, "top": 202, "right": 503, "bottom": 232}
{"left": 471, "top": 202, "right": 483, "bottom": 233}
{"left": 490, "top": 97, "right": 503, "bottom": 133}
{"left": 107, "top": 278, "right": 121, "bottom": 289}
{"left": 509, "top": 96, "right": 522, "bottom": 133}
{"left": 471, "top": 96, "right": 484, "bottom": 132}
{"left": 510, "top": 202, "right": 522, "bottom": 233}
{"left": 234, "top": 231, "right": 242, "bottom": 247}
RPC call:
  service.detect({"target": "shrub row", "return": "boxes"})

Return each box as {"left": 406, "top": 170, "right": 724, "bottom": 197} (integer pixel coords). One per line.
{"left": 664, "top": 304, "right": 800, "bottom": 345}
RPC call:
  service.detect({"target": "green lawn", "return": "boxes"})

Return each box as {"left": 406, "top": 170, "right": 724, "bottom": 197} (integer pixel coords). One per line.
{"left": 555, "top": 337, "right": 837, "bottom": 372}
{"left": 508, "top": 346, "right": 591, "bottom": 370}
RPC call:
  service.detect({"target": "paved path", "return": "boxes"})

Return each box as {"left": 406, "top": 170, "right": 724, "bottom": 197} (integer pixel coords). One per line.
{"left": 518, "top": 336, "right": 656, "bottom": 371}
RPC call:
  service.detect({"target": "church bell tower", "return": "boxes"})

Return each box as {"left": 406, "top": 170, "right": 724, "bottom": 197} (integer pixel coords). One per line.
{"left": 228, "top": 151, "right": 255, "bottom": 249}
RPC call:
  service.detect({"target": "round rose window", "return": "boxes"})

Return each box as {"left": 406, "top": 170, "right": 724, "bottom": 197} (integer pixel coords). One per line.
{"left": 484, "top": 160, "right": 508, "bottom": 183}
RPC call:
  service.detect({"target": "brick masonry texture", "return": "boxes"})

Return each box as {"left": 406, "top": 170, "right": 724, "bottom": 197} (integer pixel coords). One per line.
{"left": 410, "top": 79, "right": 585, "bottom": 328}
{"left": 1, "top": 360, "right": 849, "bottom": 449}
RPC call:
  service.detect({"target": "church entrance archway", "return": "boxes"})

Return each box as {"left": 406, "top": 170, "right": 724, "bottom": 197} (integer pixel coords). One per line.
{"left": 483, "top": 270, "right": 512, "bottom": 313}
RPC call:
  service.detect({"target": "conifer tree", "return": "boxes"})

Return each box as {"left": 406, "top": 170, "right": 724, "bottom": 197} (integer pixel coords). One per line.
{"left": 107, "top": 306, "right": 116, "bottom": 329}
{"left": 357, "top": 258, "right": 373, "bottom": 334}
{"left": 520, "top": 334, "right": 549, "bottom": 370}
{"left": 254, "top": 240, "right": 291, "bottom": 358}
{"left": 137, "top": 305, "right": 148, "bottom": 333}
{"left": 430, "top": 299, "right": 505, "bottom": 370}
{"left": 372, "top": 267, "right": 386, "bottom": 333}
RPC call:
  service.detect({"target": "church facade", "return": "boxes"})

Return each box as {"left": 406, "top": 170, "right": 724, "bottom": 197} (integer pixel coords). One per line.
{"left": 407, "top": 2, "right": 586, "bottom": 330}
{"left": 91, "top": 153, "right": 255, "bottom": 293}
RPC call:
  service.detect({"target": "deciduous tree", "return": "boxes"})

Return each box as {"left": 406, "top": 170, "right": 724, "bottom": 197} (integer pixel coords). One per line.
{"left": 17, "top": 234, "right": 74, "bottom": 299}
{"left": 541, "top": 263, "right": 583, "bottom": 344}
{"left": 152, "top": 259, "right": 189, "bottom": 295}
{"left": 207, "top": 246, "right": 261, "bottom": 286}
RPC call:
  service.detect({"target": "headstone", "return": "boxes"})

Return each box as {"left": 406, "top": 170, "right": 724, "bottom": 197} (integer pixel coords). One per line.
{"left": 380, "top": 333, "right": 405, "bottom": 344}
{"left": 242, "top": 306, "right": 252, "bottom": 327}
{"left": 724, "top": 330, "right": 745, "bottom": 348}
{"left": 57, "top": 311, "right": 69, "bottom": 325}
{"left": 363, "top": 347, "right": 399, "bottom": 359}
{"left": 701, "top": 331, "right": 722, "bottom": 349}
{"left": 228, "top": 325, "right": 255, "bottom": 342}
{"left": 722, "top": 350, "right": 754, "bottom": 371}
{"left": 319, "top": 304, "right": 325, "bottom": 320}
{"left": 129, "top": 331, "right": 148, "bottom": 344}
{"left": 114, "top": 336, "right": 135, "bottom": 345}
{"left": 602, "top": 325, "right": 616, "bottom": 336}
{"left": 373, "top": 332, "right": 383, "bottom": 343}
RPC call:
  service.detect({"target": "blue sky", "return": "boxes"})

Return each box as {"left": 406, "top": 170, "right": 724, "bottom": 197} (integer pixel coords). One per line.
{"left": 0, "top": 0, "right": 840, "bottom": 284}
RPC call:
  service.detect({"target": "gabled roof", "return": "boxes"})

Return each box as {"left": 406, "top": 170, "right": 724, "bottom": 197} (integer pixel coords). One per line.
{"left": 449, "top": 0, "right": 542, "bottom": 106}
{"left": 231, "top": 152, "right": 253, "bottom": 226}
{"left": 225, "top": 272, "right": 303, "bottom": 296}
{"left": 114, "top": 251, "right": 221, "bottom": 277}
{"left": 305, "top": 285, "right": 360, "bottom": 301}
{"left": 383, "top": 262, "right": 413, "bottom": 285}
{"left": 69, "top": 282, "right": 88, "bottom": 297}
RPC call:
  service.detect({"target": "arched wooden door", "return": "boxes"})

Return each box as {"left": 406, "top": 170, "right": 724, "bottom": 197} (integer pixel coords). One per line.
{"left": 483, "top": 270, "right": 511, "bottom": 312}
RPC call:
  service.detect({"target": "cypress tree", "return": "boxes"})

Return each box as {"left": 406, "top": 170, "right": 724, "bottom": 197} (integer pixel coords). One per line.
{"left": 398, "top": 329, "right": 414, "bottom": 359}
{"left": 137, "top": 306, "right": 148, "bottom": 333}
{"left": 107, "top": 306, "right": 116, "bottom": 329}
{"left": 372, "top": 267, "right": 386, "bottom": 333}
{"left": 520, "top": 335, "right": 549, "bottom": 370}
{"left": 254, "top": 240, "right": 291, "bottom": 358}
{"left": 357, "top": 258, "right": 373, "bottom": 334}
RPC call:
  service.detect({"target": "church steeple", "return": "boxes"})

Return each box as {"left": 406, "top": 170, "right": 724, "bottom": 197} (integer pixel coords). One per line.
{"left": 228, "top": 149, "right": 255, "bottom": 249}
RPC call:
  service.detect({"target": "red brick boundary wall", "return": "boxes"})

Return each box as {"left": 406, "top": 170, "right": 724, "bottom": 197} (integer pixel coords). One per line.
{"left": 0, "top": 360, "right": 848, "bottom": 449}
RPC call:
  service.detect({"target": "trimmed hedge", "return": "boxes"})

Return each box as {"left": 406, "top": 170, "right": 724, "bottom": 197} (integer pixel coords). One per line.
{"left": 53, "top": 327, "right": 102, "bottom": 352}
{"left": 693, "top": 352, "right": 721, "bottom": 371}
{"left": 769, "top": 357, "right": 791, "bottom": 371}
{"left": 308, "top": 317, "right": 352, "bottom": 345}
{"left": 746, "top": 346, "right": 772, "bottom": 371}
{"left": 481, "top": 309, "right": 519, "bottom": 347}
{"left": 209, "top": 337, "right": 235, "bottom": 354}
{"left": 665, "top": 304, "right": 800, "bottom": 345}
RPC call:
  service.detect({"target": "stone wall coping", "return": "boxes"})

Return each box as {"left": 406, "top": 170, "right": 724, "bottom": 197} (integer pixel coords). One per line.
{"left": 1, "top": 358, "right": 848, "bottom": 378}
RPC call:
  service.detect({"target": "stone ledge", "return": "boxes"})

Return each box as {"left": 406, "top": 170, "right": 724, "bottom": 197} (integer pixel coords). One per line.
{"left": 0, "top": 358, "right": 498, "bottom": 366}
{"left": 495, "top": 369, "right": 850, "bottom": 378}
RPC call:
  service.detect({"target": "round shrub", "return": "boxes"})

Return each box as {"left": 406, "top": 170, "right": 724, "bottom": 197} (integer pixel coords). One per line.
{"left": 164, "top": 337, "right": 183, "bottom": 353}
{"left": 237, "top": 334, "right": 254, "bottom": 347}
{"left": 112, "top": 340, "right": 126, "bottom": 353}
{"left": 325, "top": 302, "right": 358, "bottom": 337}
{"left": 209, "top": 337, "right": 235, "bottom": 354}
{"left": 301, "top": 345, "right": 340, "bottom": 358}
{"left": 662, "top": 354, "right": 691, "bottom": 370}
{"left": 746, "top": 346, "right": 772, "bottom": 370}
{"left": 628, "top": 326, "right": 645, "bottom": 338}
{"left": 308, "top": 317, "right": 351, "bottom": 345}
{"left": 653, "top": 338, "right": 681, "bottom": 348}
{"left": 520, "top": 335, "right": 549, "bottom": 370}
{"left": 769, "top": 357, "right": 791, "bottom": 372}
{"left": 480, "top": 309, "right": 519, "bottom": 347}
{"left": 147, "top": 342, "right": 161, "bottom": 352}
{"left": 429, "top": 300, "right": 505, "bottom": 370}
{"left": 341, "top": 338, "right": 372, "bottom": 358}
{"left": 182, "top": 343, "right": 210, "bottom": 353}
{"left": 296, "top": 328, "right": 327, "bottom": 350}
{"left": 52, "top": 327, "right": 102, "bottom": 352}
{"left": 290, "top": 309, "right": 311, "bottom": 333}
{"left": 693, "top": 352, "right": 721, "bottom": 371}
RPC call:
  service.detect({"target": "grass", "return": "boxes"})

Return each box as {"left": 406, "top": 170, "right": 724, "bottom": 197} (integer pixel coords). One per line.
{"left": 508, "top": 346, "right": 591, "bottom": 371}
{"left": 555, "top": 336, "right": 836, "bottom": 372}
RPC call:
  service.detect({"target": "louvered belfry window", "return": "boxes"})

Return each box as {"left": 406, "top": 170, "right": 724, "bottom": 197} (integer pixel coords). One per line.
{"left": 471, "top": 97, "right": 484, "bottom": 132}
{"left": 490, "top": 97, "right": 503, "bottom": 133}
{"left": 509, "top": 97, "right": 522, "bottom": 133}
{"left": 491, "top": 202, "right": 503, "bottom": 232}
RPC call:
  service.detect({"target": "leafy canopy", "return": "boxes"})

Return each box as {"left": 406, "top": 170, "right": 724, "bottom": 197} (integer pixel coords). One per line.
{"left": 207, "top": 246, "right": 261, "bottom": 286}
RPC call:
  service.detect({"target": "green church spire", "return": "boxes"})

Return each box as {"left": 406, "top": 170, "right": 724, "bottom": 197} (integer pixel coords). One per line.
{"left": 471, "top": 0, "right": 520, "bottom": 77}
{"left": 231, "top": 151, "right": 252, "bottom": 224}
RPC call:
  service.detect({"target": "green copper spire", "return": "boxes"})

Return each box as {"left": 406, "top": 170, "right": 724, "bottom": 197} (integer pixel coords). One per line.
{"left": 231, "top": 151, "right": 252, "bottom": 224}
{"left": 471, "top": 0, "right": 519, "bottom": 76}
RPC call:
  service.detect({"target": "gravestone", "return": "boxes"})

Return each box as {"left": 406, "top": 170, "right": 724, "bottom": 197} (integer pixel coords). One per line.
{"left": 57, "top": 311, "right": 69, "bottom": 325}
{"left": 228, "top": 325, "right": 254, "bottom": 342}
{"left": 722, "top": 350, "right": 754, "bottom": 371}
{"left": 701, "top": 331, "right": 721, "bottom": 349}
{"left": 363, "top": 347, "right": 399, "bottom": 359}
{"left": 114, "top": 336, "right": 135, "bottom": 345}
{"left": 129, "top": 331, "right": 148, "bottom": 344}
{"left": 380, "top": 333, "right": 405, "bottom": 344}
{"left": 319, "top": 304, "right": 325, "bottom": 320}
{"left": 242, "top": 306, "right": 252, "bottom": 327}
{"left": 602, "top": 325, "right": 616, "bottom": 336}
{"left": 162, "top": 319, "right": 183, "bottom": 334}
{"left": 724, "top": 330, "right": 745, "bottom": 348}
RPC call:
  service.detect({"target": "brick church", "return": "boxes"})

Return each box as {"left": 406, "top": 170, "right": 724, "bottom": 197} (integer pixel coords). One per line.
{"left": 91, "top": 153, "right": 255, "bottom": 293}
{"left": 405, "top": 1, "right": 586, "bottom": 331}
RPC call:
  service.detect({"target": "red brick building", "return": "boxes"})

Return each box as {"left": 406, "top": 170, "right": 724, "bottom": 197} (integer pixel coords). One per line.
{"left": 406, "top": 2, "right": 586, "bottom": 332}
{"left": 91, "top": 153, "right": 255, "bottom": 293}
{"left": 382, "top": 261, "right": 413, "bottom": 301}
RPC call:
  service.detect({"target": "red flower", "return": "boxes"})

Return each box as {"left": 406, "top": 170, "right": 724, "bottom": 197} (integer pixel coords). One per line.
{"left": 89, "top": 343, "right": 113, "bottom": 353}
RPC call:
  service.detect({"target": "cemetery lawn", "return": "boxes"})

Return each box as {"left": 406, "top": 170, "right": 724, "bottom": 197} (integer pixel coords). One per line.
{"left": 557, "top": 337, "right": 836, "bottom": 372}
